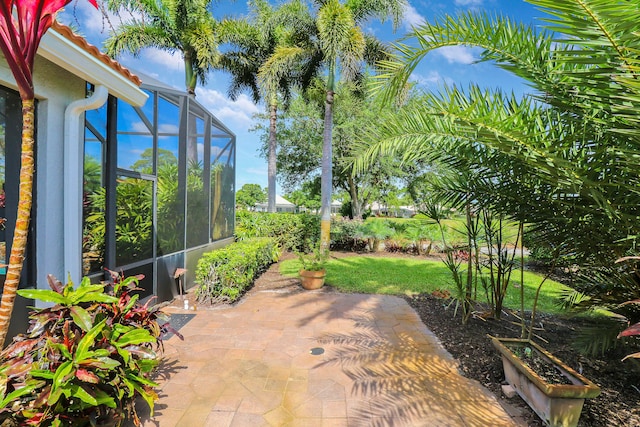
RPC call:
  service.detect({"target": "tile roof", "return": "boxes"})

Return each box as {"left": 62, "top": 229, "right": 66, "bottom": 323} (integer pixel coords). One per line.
{"left": 51, "top": 21, "right": 141, "bottom": 86}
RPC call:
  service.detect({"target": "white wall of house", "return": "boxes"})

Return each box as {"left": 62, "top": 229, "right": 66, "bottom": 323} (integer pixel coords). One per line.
{"left": 0, "top": 55, "right": 86, "bottom": 291}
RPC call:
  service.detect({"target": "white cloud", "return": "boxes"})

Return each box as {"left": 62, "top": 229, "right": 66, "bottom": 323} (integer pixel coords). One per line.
{"left": 196, "top": 88, "right": 260, "bottom": 127}
{"left": 436, "top": 46, "right": 476, "bottom": 64}
{"left": 60, "top": 1, "right": 141, "bottom": 39}
{"left": 158, "top": 124, "right": 179, "bottom": 134}
{"left": 140, "top": 49, "right": 184, "bottom": 72}
{"left": 410, "top": 70, "right": 453, "bottom": 87}
{"left": 130, "top": 121, "right": 150, "bottom": 133}
{"left": 403, "top": 4, "right": 426, "bottom": 30}
{"left": 454, "top": 0, "right": 484, "bottom": 6}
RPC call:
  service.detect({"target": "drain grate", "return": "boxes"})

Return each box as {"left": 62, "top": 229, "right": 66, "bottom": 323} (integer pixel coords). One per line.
{"left": 310, "top": 347, "right": 325, "bottom": 355}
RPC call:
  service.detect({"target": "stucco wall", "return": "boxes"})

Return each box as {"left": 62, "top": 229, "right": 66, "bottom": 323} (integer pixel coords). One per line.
{"left": 0, "top": 55, "right": 86, "bottom": 292}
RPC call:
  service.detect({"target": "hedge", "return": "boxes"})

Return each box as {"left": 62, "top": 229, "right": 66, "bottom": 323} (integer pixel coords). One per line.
{"left": 235, "top": 211, "right": 319, "bottom": 252}
{"left": 195, "top": 237, "right": 280, "bottom": 304}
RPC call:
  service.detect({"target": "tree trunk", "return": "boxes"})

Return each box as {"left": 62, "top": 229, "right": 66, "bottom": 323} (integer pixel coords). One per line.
{"left": 320, "top": 88, "right": 334, "bottom": 250}
{"left": 267, "top": 102, "right": 277, "bottom": 213}
{"left": 0, "top": 98, "right": 35, "bottom": 347}
{"left": 348, "top": 175, "right": 361, "bottom": 219}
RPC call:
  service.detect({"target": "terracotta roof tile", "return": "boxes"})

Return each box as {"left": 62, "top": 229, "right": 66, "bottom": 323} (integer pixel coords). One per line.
{"left": 51, "top": 21, "right": 141, "bottom": 86}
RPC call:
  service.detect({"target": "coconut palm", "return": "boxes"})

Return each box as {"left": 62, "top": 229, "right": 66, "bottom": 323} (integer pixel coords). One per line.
{"left": 264, "top": 0, "right": 405, "bottom": 247}
{"left": 0, "top": 0, "right": 98, "bottom": 347}
{"left": 103, "top": 0, "right": 218, "bottom": 97}
{"left": 217, "top": 0, "right": 316, "bottom": 213}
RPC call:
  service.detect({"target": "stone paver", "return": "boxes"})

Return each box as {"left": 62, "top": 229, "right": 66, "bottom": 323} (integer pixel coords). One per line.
{"left": 134, "top": 287, "right": 517, "bottom": 427}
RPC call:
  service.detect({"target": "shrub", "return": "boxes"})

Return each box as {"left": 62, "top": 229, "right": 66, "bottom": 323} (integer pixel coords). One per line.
{"left": 235, "top": 211, "right": 319, "bottom": 252}
{"left": 195, "top": 237, "right": 280, "bottom": 304}
{"left": 0, "top": 272, "right": 171, "bottom": 426}
{"left": 330, "top": 217, "right": 367, "bottom": 251}
{"left": 356, "top": 220, "right": 395, "bottom": 252}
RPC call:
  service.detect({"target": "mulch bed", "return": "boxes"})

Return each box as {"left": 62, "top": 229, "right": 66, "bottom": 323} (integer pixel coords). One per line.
{"left": 404, "top": 285, "right": 640, "bottom": 426}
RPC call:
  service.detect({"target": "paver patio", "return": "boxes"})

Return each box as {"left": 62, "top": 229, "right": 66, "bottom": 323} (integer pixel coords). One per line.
{"left": 135, "top": 280, "right": 519, "bottom": 426}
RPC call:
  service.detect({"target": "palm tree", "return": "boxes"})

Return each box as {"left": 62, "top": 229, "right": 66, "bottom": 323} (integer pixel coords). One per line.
{"left": 358, "top": 0, "right": 640, "bottom": 263}
{"left": 0, "top": 0, "right": 98, "bottom": 347}
{"left": 267, "top": 0, "right": 405, "bottom": 248}
{"left": 103, "top": 0, "right": 218, "bottom": 97}
{"left": 217, "top": 0, "right": 316, "bottom": 213}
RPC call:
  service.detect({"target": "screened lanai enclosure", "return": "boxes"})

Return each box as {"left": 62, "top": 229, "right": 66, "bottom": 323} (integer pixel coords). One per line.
{"left": 83, "top": 76, "right": 235, "bottom": 302}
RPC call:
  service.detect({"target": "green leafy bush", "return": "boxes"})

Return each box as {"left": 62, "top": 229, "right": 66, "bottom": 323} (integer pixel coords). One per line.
{"left": 330, "top": 218, "right": 367, "bottom": 251}
{"left": 0, "top": 273, "right": 172, "bottom": 426}
{"left": 195, "top": 237, "right": 280, "bottom": 304}
{"left": 235, "top": 211, "right": 319, "bottom": 252}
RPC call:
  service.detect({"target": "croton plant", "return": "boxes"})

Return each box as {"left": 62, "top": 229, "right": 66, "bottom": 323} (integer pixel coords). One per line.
{"left": 0, "top": 271, "right": 180, "bottom": 426}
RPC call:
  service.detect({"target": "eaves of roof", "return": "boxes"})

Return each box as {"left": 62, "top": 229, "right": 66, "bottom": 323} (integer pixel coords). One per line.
{"left": 37, "top": 22, "right": 147, "bottom": 106}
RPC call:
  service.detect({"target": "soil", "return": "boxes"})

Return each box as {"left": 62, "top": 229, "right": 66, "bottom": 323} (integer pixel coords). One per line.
{"left": 182, "top": 250, "right": 640, "bottom": 426}
{"left": 405, "top": 292, "right": 640, "bottom": 426}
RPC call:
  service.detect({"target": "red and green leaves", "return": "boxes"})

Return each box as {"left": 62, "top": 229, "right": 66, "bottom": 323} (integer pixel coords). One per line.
{"left": 0, "top": 273, "right": 170, "bottom": 425}
{"left": 0, "top": 0, "right": 98, "bottom": 99}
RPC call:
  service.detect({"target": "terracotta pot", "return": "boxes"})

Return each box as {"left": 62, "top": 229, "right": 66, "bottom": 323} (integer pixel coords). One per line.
{"left": 491, "top": 337, "right": 600, "bottom": 427}
{"left": 299, "top": 269, "right": 326, "bottom": 290}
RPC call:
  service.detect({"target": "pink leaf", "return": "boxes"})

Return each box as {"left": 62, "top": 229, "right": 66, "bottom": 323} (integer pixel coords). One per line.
{"left": 75, "top": 368, "right": 100, "bottom": 384}
{"left": 618, "top": 322, "right": 640, "bottom": 338}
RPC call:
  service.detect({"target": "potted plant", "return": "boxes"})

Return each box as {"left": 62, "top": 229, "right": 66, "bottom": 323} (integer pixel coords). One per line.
{"left": 490, "top": 337, "right": 600, "bottom": 427}
{"left": 298, "top": 245, "right": 328, "bottom": 290}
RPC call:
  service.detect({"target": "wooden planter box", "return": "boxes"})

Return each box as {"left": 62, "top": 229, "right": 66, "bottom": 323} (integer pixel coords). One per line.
{"left": 491, "top": 337, "right": 600, "bottom": 427}
{"left": 299, "top": 269, "right": 326, "bottom": 290}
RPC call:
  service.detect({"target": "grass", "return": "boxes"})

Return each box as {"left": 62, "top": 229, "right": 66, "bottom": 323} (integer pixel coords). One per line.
{"left": 280, "top": 254, "right": 571, "bottom": 314}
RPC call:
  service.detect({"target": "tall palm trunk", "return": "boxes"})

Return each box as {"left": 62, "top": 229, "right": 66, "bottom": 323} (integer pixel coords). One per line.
{"left": 267, "top": 101, "right": 277, "bottom": 213}
{"left": 0, "top": 98, "right": 35, "bottom": 347}
{"left": 320, "top": 88, "right": 334, "bottom": 249}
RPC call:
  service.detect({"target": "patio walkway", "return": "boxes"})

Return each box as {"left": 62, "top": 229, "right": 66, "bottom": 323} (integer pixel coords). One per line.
{"left": 136, "top": 281, "right": 520, "bottom": 426}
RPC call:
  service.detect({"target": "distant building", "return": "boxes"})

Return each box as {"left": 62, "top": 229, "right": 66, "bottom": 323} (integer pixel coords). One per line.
{"left": 255, "top": 195, "right": 296, "bottom": 213}
{"left": 368, "top": 202, "right": 416, "bottom": 218}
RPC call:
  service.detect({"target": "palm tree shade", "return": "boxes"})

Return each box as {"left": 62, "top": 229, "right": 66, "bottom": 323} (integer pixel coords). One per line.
{"left": 0, "top": 0, "right": 98, "bottom": 347}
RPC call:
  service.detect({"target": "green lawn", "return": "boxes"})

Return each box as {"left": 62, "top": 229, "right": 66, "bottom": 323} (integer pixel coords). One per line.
{"left": 280, "top": 254, "right": 571, "bottom": 314}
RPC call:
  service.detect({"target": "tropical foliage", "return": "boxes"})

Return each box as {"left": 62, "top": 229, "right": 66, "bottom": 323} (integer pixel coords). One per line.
{"left": 0, "top": 272, "right": 172, "bottom": 425}
{"left": 353, "top": 0, "right": 640, "bottom": 337}
{"left": 104, "top": 0, "right": 218, "bottom": 96}
{"left": 218, "top": 0, "right": 315, "bottom": 212}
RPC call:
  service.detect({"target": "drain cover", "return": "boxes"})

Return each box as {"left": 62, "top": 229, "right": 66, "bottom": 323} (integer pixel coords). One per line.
{"left": 310, "top": 347, "right": 324, "bottom": 355}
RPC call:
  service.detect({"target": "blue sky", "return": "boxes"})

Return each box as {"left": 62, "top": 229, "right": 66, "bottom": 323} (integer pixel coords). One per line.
{"left": 59, "top": 0, "right": 543, "bottom": 192}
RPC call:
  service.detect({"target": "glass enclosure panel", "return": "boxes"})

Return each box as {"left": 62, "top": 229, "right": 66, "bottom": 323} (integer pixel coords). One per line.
{"left": 157, "top": 135, "right": 184, "bottom": 254}
{"left": 211, "top": 136, "right": 235, "bottom": 240}
{"left": 139, "top": 89, "right": 155, "bottom": 126}
{"left": 118, "top": 134, "right": 154, "bottom": 171}
{"left": 117, "top": 101, "right": 150, "bottom": 133}
{"left": 85, "top": 103, "right": 107, "bottom": 141}
{"left": 116, "top": 176, "right": 153, "bottom": 266}
{"left": 157, "top": 96, "right": 180, "bottom": 135}
{"left": 83, "top": 129, "right": 105, "bottom": 275}
{"left": 186, "top": 114, "right": 208, "bottom": 248}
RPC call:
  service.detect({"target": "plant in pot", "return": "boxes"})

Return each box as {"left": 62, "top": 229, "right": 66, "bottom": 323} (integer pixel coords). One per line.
{"left": 489, "top": 246, "right": 600, "bottom": 427}
{"left": 298, "top": 245, "right": 328, "bottom": 290}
